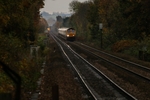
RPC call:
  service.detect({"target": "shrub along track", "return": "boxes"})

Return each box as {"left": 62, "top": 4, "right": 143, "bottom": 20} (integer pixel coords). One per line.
{"left": 38, "top": 33, "right": 86, "bottom": 100}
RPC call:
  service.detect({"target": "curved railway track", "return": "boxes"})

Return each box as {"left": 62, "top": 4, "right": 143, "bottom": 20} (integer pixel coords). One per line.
{"left": 62, "top": 41, "right": 150, "bottom": 99}
{"left": 51, "top": 32, "right": 137, "bottom": 100}
{"left": 57, "top": 33, "right": 150, "bottom": 99}
{"left": 77, "top": 42, "right": 150, "bottom": 78}
{"left": 71, "top": 42, "right": 150, "bottom": 82}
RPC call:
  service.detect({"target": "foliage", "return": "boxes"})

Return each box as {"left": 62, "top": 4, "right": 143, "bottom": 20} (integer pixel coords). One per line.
{"left": 69, "top": 0, "right": 81, "bottom": 13}
{"left": 87, "top": 0, "right": 100, "bottom": 40}
{"left": 138, "top": 34, "right": 150, "bottom": 54}
{"left": 69, "top": 1, "right": 91, "bottom": 41}
{"left": 53, "top": 16, "right": 63, "bottom": 29}
{"left": 0, "top": 0, "right": 44, "bottom": 43}
{"left": 0, "top": 0, "right": 45, "bottom": 97}
{"left": 111, "top": 40, "right": 138, "bottom": 52}
{"left": 62, "top": 17, "right": 70, "bottom": 27}
{"left": 0, "top": 34, "right": 32, "bottom": 92}
{"left": 37, "top": 33, "right": 50, "bottom": 56}
{"left": 0, "top": 32, "right": 48, "bottom": 97}
{"left": 38, "top": 18, "right": 49, "bottom": 33}
{"left": 68, "top": 0, "right": 150, "bottom": 58}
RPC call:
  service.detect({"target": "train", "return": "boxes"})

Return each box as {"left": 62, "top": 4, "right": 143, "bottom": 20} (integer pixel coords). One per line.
{"left": 58, "top": 27, "right": 76, "bottom": 41}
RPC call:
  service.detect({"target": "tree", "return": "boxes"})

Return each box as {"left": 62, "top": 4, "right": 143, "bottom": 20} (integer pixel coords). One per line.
{"left": 0, "top": 0, "right": 44, "bottom": 43}
{"left": 69, "top": 1, "right": 91, "bottom": 40}
{"left": 0, "top": 0, "right": 45, "bottom": 96}
{"left": 69, "top": 0, "right": 81, "bottom": 13}
{"left": 56, "top": 16, "right": 63, "bottom": 28}
{"left": 87, "top": 0, "right": 100, "bottom": 40}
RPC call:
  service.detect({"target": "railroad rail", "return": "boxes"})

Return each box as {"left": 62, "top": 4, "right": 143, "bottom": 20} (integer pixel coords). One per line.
{"left": 63, "top": 41, "right": 150, "bottom": 99}
{"left": 50, "top": 32, "right": 137, "bottom": 100}
{"left": 70, "top": 42, "right": 150, "bottom": 81}
{"left": 72, "top": 42, "right": 150, "bottom": 81}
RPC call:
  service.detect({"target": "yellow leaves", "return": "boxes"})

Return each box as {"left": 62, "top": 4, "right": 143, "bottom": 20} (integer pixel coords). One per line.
{"left": 0, "top": 15, "right": 10, "bottom": 26}
{"left": 43, "top": 47, "right": 50, "bottom": 56}
{"left": 112, "top": 40, "right": 138, "bottom": 52}
{"left": 1, "top": 54, "right": 8, "bottom": 61}
{"left": 21, "top": 0, "right": 30, "bottom": 8}
{"left": 19, "top": 58, "right": 28, "bottom": 70}
{"left": 102, "top": 27, "right": 109, "bottom": 34}
{"left": 0, "top": 84, "right": 14, "bottom": 93}
{"left": 0, "top": 73, "right": 14, "bottom": 93}
{"left": 99, "top": 9, "right": 105, "bottom": 15}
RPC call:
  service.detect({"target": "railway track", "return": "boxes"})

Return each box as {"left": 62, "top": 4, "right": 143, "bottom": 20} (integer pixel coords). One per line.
{"left": 76, "top": 42, "right": 150, "bottom": 79}
{"left": 51, "top": 33, "right": 137, "bottom": 100}
{"left": 70, "top": 42, "right": 150, "bottom": 81}
{"left": 65, "top": 41, "right": 150, "bottom": 99}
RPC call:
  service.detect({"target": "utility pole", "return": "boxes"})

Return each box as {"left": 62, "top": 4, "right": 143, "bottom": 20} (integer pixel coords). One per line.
{"left": 99, "top": 23, "right": 103, "bottom": 49}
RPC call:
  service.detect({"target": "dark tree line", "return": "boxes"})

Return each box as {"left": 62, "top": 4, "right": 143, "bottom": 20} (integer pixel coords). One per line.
{"left": 0, "top": 0, "right": 44, "bottom": 43}
{"left": 68, "top": 0, "right": 150, "bottom": 55}
{"left": 0, "top": 0, "right": 45, "bottom": 97}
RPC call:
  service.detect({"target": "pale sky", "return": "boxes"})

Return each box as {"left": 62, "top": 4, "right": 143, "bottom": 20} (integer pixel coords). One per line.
{"left": 40, "top": 0, "right": 88, "bottom": 14}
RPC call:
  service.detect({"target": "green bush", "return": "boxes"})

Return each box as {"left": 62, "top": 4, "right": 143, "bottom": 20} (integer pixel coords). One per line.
{"left": 0, "top": 33, "right": 41, "bottom": 93}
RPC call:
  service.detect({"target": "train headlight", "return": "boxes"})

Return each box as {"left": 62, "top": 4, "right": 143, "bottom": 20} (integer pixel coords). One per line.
{"left": 67, "top": 34, "right": 69, "bottom": 37}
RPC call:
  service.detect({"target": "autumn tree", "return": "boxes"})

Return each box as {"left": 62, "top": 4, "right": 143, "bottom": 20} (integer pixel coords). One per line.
{"left": 62, "top": 17, "right": 70, "bottom": 27}
{"left": 69, "top": 1, "right": 91, "bottom": 40}
{"left": 56, "top": 15, "right": 63, "bottom": 28}
{"left": 86, "top": 0, "right": 100, "bottom": 40}
{"left": 138, "top": 0, "right": 150, "bottom": 36}
{"left": 116, "top": 0, "right": 150, "bottom": 40}
{"left": 0, "top": 0, "right": 44, "bottom": 43}
{"left": 58, "top": 0, "right": 150, "bottom": 58}
{"left": 38, "top": 18, "right": 49, "bottom": 33}
{"left": 0, "top": 0, "right": 45, "bottom": 97}
{"left": 69, "top": 0, "right": 81, "bottom": 13}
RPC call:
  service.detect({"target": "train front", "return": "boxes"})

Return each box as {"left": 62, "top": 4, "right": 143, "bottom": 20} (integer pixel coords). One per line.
{"left": 66, "top": 28, "right": 76, "bottom": 41}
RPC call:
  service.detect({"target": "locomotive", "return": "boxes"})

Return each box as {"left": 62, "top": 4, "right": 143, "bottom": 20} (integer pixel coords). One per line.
{"left": 58, "top": 27, "right": 76, "bottom": 41}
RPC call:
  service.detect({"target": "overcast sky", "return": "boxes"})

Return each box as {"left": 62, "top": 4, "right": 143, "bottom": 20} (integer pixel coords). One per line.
{"left": 40, "top": 0, "right": 88, "bottom": 14}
